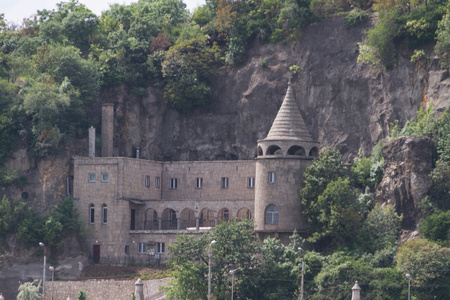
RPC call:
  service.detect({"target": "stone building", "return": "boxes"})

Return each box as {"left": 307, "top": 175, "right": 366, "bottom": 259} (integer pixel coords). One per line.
{"left": 73, "top": 81, "right": 319, "bottom": 264}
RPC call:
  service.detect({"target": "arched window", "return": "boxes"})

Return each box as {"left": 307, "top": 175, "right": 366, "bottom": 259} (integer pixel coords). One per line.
{"left": 267, "top": 145, "right": 282, "bottom": 155}
{"left": 102, "top": 204, "right": 107, "bottom": 224}
{"left": 89, "top": 204, "right": 95, "bottom": 224}
{"left": 288, "top": 145, "right": 305, "bottom": 156}
{"left": 265, "top": 205, "right": 279, "bottom": 225}
{"left": 257, "top": 146, "right": 263, "bottom": 156}
{"left": 309, "top": 147, "right": 319, "bottom": 157}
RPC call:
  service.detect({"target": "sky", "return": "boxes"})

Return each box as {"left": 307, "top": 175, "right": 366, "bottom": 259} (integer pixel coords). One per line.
{"left": 1, "top": 0, "right": 206, "bottom": 24}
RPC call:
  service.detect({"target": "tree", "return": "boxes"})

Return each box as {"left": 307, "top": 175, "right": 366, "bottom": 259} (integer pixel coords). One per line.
{"left": 419, "top": 210, "right": 450, "bottom": 245}
{"left": 396, "top": 239, "right": 450, "bottom": 299}
{"left": 435, "top": 11, "right": 450, "bottom": 68}
{"left": 164, "top": 219, "right": 259, "bottom": 300}
{"left": 312, "top": 177, "right": 365, "bottom": 245}
{"left": 17, "top": 280, "right": 41, "bottom": 300}
{"left": 357, "top": 204, "right": 402, "bottom": 252}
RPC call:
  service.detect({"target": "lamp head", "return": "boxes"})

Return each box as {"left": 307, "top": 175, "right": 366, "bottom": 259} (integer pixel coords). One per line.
{"left": 405, "top": 273, "right": 411, "bottom": 278}
{"left": 49, "top": 266, "right": 54, "bottom": 271}
{"left": 210, "top": 240, "right": 216, "bottom": 245}
{"left": 230, "top": 269, "right": 235, "bottom": 275}
{"left": 298, "top": 247, "right": 303, "bottom": 251}
{"left": 39, "top": 242, "right": 44, "bottom": 247}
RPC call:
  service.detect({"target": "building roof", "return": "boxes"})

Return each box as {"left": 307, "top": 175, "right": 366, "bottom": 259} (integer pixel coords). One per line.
{"left": 264, "top": 81, "right": 313, "bottom": 142}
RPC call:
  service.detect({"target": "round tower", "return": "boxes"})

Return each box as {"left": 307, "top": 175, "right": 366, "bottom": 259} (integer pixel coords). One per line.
{"left": 254, "top": 80, "right": 319, "bottom": 239}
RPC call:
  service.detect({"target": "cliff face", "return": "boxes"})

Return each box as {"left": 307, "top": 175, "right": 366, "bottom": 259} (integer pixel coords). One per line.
{"left": 3, "top": 16, "right": 450, "bottom": 219}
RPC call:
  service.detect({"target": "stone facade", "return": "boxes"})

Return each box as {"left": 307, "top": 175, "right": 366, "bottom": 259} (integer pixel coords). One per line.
{"left": 73, "top": 82, "right": 319, "bottom": 263}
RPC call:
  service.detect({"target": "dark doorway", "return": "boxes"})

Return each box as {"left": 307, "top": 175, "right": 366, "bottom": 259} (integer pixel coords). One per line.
{"left": 130, "top": 209, "right": 136, "bottom": 230}
{"left": 93, "top": 245, "right": 100, "bottom": 264}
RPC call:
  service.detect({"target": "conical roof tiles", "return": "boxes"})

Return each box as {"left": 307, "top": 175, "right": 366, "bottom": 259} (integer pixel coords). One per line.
{"left": 264, "top": 82, "right": 313, "bottom": 141}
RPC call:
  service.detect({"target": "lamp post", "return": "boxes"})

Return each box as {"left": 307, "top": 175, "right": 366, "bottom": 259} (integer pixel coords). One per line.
{"left": 230, "top": 269, "right": 235, "bottom": 300}
{"left": 49, "top": 266, "right": 54, "bottom": 300}
{"left": 208, "top": 240, "right": 216, "bottom": 300}
{"left": 298, "top": 247, "right": 304, "bottom": 300}
{"left": 39, "top": 242, "right": 46, "bottom": 300}
{"left": 406, "top": 273, "right": 411, "bottom": 300}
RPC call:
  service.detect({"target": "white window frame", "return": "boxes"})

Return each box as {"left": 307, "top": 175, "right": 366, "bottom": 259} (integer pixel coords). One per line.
{"left": 155, "top": 176, "right": 161, "bottom": 188}
{"left": 170, "top": 178, "right": 178, "bottom": 189}
{"left": 88, "top": 173, "right": 96, "bottom": 183}
{"left": 101, "top": 173, "right": 109, "bottom": 182}
{"left": 247, "top": 177, "right": 255, "bottom": 188}
{"left": 138, "top": 242, "right": 146, "bottom": 254}
{"left": 157, "top": 242, "right": 165, "bottom": 253}
{"left": 265, "top": 205, "right": 279, "bottom": 225}
{"left": 102, "top": 204, "right": 108, "bottom": 224}
{"left": 145, "top": 175, "right": 150, "bottom": 188}
{"left": 221, "top": 177, "right": 229, "bottom": 189}
{"left": 268, "top": 172, "right": 276, "bottom": 183}
{"left": 196, "top": 177, "right": 203, "bottom": 189}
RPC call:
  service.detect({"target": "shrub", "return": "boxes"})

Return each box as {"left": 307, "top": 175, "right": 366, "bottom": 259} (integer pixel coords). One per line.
{"left": 420, "top": 210, "right": 450, "bottom": 245}
{"left": 345, "top": 10, "right": 371, "bottom": 28}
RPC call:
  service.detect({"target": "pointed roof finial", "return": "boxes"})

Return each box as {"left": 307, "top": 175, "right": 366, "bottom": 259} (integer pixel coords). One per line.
{"left": 288, "top": 73, "right": 293, "bottom": 85}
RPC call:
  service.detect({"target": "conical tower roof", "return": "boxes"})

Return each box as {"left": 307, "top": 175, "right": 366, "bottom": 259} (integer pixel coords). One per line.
{"left": 263, "top": 81, "right": 313, "bottom": 142}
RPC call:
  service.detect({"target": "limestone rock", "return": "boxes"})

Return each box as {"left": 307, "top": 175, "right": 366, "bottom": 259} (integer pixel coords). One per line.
{"left": 375, "top": 137, "right": 433, "bottom": 228}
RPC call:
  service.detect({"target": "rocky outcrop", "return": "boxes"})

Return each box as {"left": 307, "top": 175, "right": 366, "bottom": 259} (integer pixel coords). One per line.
{"left": 375, "top": 136, "right": 433, "bottom": 228}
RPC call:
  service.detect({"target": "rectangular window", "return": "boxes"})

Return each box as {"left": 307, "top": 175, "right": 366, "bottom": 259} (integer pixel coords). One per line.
{"left": 196, "top": 177, "right": 203, "bottom": 189}
{"left": 170, "top": 178, "right": 178, "bottom": 189}
{"left": 221, "top": 177, "right": 229, "bottom": 189}
{"left": 102, "top": 205, "right": 108, "bottom": 224}
{"left": 125, "top": 245, "right": 129, "bottom": 255}
{"left": 88, "top": 173, "right": 96, "bottom": 183}
{"left": 101, "top": 173, "right": 109, "bottom": 182}
{"left": 268, "top": 172, "right": 276, "bottom": 183}
{"left": 155, "top": 176, "right": 161, "bottom": 188}
{"left": 138, "top": 242, "right": 146, "bottom": 254}
{"left": 90, "top": 206, "right": 95, "bottom": 224}
{"left": 145, "top": 175, "right": 150, "bottom": 187}
{"left": 248, "top": 177, "right": 255, "bottom": 188}
{"left": 157, "top": 242, "right": 165, "bottom": 253}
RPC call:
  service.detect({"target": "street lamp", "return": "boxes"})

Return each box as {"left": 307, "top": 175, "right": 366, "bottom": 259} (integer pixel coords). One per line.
{"left": 49, "top": 266, "right": 54, "bottom": 300}
{"left": 39, "top": 242, "right": 46, "bottom": 300}
{"left": 230, "top": 269, "right": 236, "bottom": 300}
{"left": 406, "top": 273, "right": 411, "bottom": 300}
{"left": 298, "top": 247, "right": 304, "bottom": 300}
{"left": 208, "top": 240, "right": 216, "bottom": 300}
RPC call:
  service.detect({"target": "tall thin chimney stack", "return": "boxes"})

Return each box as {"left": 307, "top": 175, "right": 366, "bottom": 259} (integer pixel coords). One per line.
{"left": 101, "top": 103, "right": 114, "bottom": 157}
{"left": 88, "top": 126, "right": 95, "bottom": 157}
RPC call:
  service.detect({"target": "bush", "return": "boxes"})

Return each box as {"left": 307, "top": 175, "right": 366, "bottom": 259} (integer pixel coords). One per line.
{"left": 420, "top": 210, "right": 450, "bottom": 245}
{"left": 345, "top": 10, "right": 371, "bottom": 28}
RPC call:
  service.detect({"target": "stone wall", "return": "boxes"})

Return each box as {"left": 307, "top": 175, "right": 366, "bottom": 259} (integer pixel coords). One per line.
{"left": 41, "top": 278, "right": 170, "bottom": 300}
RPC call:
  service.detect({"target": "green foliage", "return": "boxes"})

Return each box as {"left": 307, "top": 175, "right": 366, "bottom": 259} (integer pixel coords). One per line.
{"left": 78, "top": 290, "right": 87, "bottom": 300}
{"left": 162, "top": 36, "right": 220, "bottom": 113}
{"left": 420, "top": 210, "right": 450, "bottom": 245}
{"left": 312, "top": 177, "right": 365, "bottom": 244}
{"left": 435, "top": 11, "right": 450, "bottom": 68}
{"left": 357, "top": 204, "right": 402, "bottom": 253}
{"left": 429, "top": 160, "right": 450, "bottom": 210}
{"left": 310, "top": 0, "right": 347, "bottom": 18}
{"left": 396, "top": 239, "right": 450, "bottom": 299}
{"left": 0, "top": 169, "right": 27, "bottom": 187}
{"left": 238, "top": 231, "right": 304, "bottom": 300}
{"left": 164, "top": 219, "right": 259, "bottom": 300}
{"left": 352, "top": 157, "right": 373, "bottom": 188}
{"left": 344, "top": 10, "right": 371, "bottom": 28}
{"left": 17, "top": 280, "right": 42, "bottom": 300}
{"left": 289, "top": 64, "right": 302, "bottom": 74}
{"left": 0, "top": 195, "right": 25, "bottom": 237}
{"left": 358, "top": 10, "right": 401, "bottom": 70}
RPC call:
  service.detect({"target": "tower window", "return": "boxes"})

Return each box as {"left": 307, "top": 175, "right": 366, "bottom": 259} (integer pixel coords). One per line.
{"left": 157, "top": 242, "right": 165, "bottom": 253}
{"left": 221, "top": 177, "right": 229, "bottom": 189}
{"left": 248, "top": 177, "right": 255, "bottom": 188}
{"left": 196, "top": 177, "right": 203, "bottom": 189}
{"left": 268, "top": 172, "right": 276, "bottom": 183}
{"left": 155, "top": 176, "right": 160, "bottom": 188}
{"left": 145, "top": 175, "right": 150, "bottom": 187}
{"left": 170, "top": 178, "right": 178, "bottom": 189}
{"left": 265, "top": 205, "right": 279, "bottom": 225}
